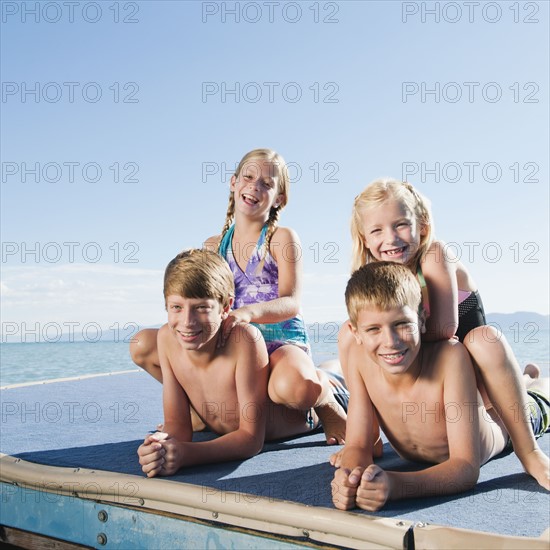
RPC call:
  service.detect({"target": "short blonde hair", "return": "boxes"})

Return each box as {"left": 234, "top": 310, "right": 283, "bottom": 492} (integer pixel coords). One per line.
{"left": 350, "top": 178, "right": 434, "bottom": 272}
{"left": 345, "top": 262, "right": 422, "bottom": 327}
{"left": 163, "top": 249, "right": 234, "bottom": 309}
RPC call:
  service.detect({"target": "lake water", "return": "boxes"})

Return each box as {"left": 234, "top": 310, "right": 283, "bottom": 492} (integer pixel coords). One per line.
{"left": 1, "top": 325, "right": 548, "bottom": 387}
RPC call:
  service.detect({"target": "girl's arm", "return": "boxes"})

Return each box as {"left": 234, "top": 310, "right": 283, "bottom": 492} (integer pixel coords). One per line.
{"left": 153, "top": 325, "right": 269, "bottom": 473}
{"left": 225, "top": 226, "right": 303, "bottom": 326}
{"left": 420, "top": 240, "right": 459, "bottom": 341}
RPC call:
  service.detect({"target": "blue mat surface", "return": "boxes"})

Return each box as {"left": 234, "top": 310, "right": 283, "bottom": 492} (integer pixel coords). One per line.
{"left": 1, "top": 371, "right": 549, "bottom": 538}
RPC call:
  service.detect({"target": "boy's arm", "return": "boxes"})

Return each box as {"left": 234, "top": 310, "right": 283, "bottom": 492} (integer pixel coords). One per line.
{"left": 137, "top": 325, "right": 193, "bottom": 477}
{"left": 421, "top": 241, "right": 459, "bottom": 341}
{"left": 355, "top": 343, "right": 481, "bottom": 511}
{"left": 156, "top": 325, "right": 269, "bottom": 473}
{"left": 332, "top": 350, "right": 377, "bottom": 510}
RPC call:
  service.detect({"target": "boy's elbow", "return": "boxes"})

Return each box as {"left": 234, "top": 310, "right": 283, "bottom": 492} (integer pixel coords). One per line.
{"left": 238, "top": 431, "right": 264, "bottom": 458}
{"left": 461, "top": 461, "right": 480, "bottom": 489}
{"left": 242, "top": 438, "right": 264, "bottom": 459}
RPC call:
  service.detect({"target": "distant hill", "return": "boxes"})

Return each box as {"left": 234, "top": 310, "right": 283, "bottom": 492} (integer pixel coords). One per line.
{"left": 486, "top": 312, "right": 550, "bottom": 331}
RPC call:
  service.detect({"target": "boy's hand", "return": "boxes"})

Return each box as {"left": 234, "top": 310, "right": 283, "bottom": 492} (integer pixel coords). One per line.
{"left": 137, "top": 432, "right": 167, "bottom": 478}
{"left": 355, "top": 465, "right": 390, "bottom": 511}
{"left": 153, "top": 433, "right": 185, "bottom": 476}
{"left": 331, "top": 467, "right": 361, "bottom": 510}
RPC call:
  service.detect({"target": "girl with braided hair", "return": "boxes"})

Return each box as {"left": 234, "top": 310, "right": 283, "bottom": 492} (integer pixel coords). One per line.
{"left": 205, "top": 149, "right": 348, "bottom": 445}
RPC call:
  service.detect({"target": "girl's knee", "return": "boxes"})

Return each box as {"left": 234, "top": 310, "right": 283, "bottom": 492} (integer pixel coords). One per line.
{"left": 268, "top": 373, "right": 321, "bottom": 409}
{"left": 463, "top": 325, "right": 505, "bottom": 354}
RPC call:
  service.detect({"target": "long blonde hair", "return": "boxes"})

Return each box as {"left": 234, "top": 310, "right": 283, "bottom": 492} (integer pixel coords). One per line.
{"left": 350, "top": 178, "right": 434, "bottom": 272}
{"left": 219, "top": 148, "right": 290, "bottom": 260}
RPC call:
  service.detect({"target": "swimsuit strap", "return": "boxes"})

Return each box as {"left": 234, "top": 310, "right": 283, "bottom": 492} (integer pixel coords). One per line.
{"left": 218, "top": 224, "right": 269, "bottom": 261}
{"left": 416, "top": 266, "right": 431, "bottom": 318}
{"left": 218, "top": 224, "right": 235, "bottom": 259}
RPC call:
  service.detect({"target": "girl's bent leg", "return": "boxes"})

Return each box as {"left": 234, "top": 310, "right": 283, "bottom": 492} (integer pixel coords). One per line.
{"left": 464, "top": 326, "right": 550, "bottom": 490}
{"left": 268, "top": 345, "right": 347, "bottom": 445}
{"left": 268, "top": 345, "right": 322, "bottom": 409}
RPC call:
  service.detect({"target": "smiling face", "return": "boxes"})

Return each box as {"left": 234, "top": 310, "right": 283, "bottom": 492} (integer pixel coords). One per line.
{"left": 360, "top": 199, "right": 425, "bottom": 267}
{"left": 231, "top": 159, "right": 284, "bottom": 221}
{"left": 165, "top": 295, "right": 230, "bottom": 351}
{"left": 351, "top": 304, "right": 423, "bottom": 376}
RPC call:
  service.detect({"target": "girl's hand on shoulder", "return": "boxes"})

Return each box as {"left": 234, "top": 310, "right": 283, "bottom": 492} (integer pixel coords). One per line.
{"left": 218, "top": 308, "right": 253, "bottom": 347}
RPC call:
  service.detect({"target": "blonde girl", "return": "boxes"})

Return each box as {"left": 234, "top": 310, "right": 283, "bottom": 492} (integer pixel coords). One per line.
{"left": 204, "top": 149, "right": 348, "bottom": 445}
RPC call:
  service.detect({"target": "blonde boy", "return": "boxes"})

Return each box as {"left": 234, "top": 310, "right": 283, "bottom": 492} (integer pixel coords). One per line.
{"left": 332, "top": 262, "right": 549, "bottom": 511}
{"left": 138, "top": 249, "right": 315, "bottom": 477}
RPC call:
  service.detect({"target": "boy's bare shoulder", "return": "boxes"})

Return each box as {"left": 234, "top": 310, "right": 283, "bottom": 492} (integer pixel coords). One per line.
{"left": 422, "top": 338, "right": 472, "bottom": 377}
{"left": 157, "top": 323, "right": 181, "bottom": 359}
{"left": 227, "top": 323, "right": 266, "bottom": 356}
{"left": 157, "top": 323, "right": 170, "bottom": 344}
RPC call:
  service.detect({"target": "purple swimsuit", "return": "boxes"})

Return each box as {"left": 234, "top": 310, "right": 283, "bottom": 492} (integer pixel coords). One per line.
{"left": 218, "top": 224, "right": 310, "bottom": 355}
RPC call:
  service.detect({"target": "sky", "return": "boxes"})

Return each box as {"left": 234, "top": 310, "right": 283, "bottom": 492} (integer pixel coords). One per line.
{"left": 1, "top": 0, "right": 549, "bottom": 343}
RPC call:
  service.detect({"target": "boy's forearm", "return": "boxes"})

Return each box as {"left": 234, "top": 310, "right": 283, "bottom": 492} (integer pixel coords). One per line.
{"left": 386, "top": 459, "right": 479, "bottom": 501}
{"left": 339, "top": 445, "right": 373, "bottom": 471}
{"left": 175, "top": 430, "right": 264, "bottom": 469}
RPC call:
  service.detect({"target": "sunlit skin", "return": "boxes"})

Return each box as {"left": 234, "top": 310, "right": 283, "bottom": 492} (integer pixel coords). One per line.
{"left": 204, "top": 157, "right": 348, "bottom": 446}
{"left": 350, "top": 196, "right": 550, "bottom": 491}
{"left": 331, "top": 303, "right": 500, "bottom": 512}
{"left": 137, "top": 293, "right": 320, "bottom": 478}
{"left": 166, "top": 295, "right": 225, "bottom": 352}
{"left": 231, "top": 160, "right": 283, "bottom": 225}
{"left": 360, "top": 199, "right": 425, "bottom": 266}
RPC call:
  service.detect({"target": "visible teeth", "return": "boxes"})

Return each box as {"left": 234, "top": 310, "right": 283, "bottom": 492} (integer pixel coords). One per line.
{"left": 381, "top": 351, "right": 405, "bottom": 358}
{"left": 386, "top": 248, "right": 403, "bottom": 256}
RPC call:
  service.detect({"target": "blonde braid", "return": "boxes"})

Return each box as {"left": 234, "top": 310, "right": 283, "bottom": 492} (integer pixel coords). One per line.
{"left": 262, "top": 206, "right": 281, "bottom": 261}
{"left": 217, "top": 192, "right": 235, "bottom": 253}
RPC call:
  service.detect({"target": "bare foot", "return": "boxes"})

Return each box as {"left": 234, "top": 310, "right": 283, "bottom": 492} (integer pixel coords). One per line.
{"left": 521, "top": 447, "right": 550, "bottom": 491}
{"left": 314, "top": 369, "right": 348, "bottom": 444}
{"left": 316, "top": 401, "right": 347, "bottom": 445}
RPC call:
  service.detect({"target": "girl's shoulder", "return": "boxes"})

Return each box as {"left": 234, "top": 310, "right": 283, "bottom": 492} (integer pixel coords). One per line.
{"left": 268, "top": 225, "right": 301, "bottom": 261}
{"left": 422, "top": 240, "right": 457, "bottom": 268}
{"left": 204, "top": 234, "right": 222, "bottom": 251}
{"left": 270, "top": 225, "right": 300, "bottom": 243}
